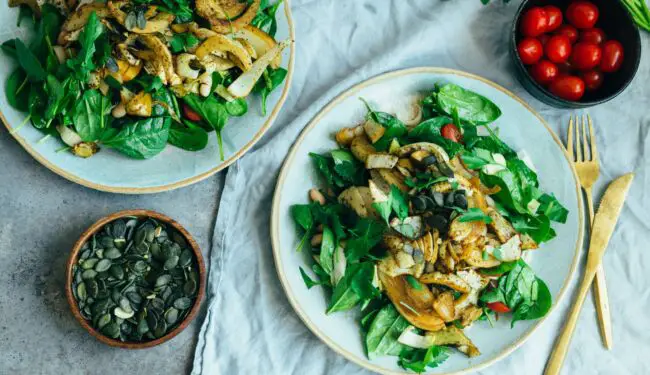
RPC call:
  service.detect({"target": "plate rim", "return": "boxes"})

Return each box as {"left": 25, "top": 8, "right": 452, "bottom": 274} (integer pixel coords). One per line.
{"left": 0, "top": 0, "right": 296, "bottom": 194}
{"left": 270, "top": 67, "right": 584, "bottom": 375}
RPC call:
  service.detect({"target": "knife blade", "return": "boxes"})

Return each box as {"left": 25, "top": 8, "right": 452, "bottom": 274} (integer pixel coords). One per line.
{"left": 584, "top": 173, "right": 634, "bottom": 277}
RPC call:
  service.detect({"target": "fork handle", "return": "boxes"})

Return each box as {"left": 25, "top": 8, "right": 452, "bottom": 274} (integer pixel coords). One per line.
{"left": 585, "top": 187, "right": 613, "bottom": 349}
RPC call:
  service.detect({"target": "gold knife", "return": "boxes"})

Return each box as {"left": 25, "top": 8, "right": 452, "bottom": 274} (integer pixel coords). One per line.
{"left": 544, "top": 173, "right": 634, "bottom": 375}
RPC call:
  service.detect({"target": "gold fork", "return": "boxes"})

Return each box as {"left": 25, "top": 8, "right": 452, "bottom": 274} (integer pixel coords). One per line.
{"left": 567, "top": 114, "right": 612, "bottom": 349}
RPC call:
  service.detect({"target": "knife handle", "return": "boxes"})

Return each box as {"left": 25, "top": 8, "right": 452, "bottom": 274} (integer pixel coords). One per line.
{"left": 544, "top": 269, "right": 597, "bottom": 375}
{"left": 585, "top": 188, "right": 613, "bottom": 349}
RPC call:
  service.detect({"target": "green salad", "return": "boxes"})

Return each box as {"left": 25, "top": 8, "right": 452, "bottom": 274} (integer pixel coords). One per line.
{"left": 2, "top": 0, "right": 287, "bottom": 160}
{"left": 291, "top": 83, "right": 568, "bottom": 372}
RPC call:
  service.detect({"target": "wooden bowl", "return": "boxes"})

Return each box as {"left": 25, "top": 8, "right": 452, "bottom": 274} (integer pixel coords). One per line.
{"left": 65, "top": 209, "right": 206, "bottom": 349}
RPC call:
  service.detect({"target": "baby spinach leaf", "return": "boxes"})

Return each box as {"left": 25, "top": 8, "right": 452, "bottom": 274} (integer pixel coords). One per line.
{"left": 66, "top": 11, "right": 103, "bottom": 82}
{"left": 253, "top": 67, "right": 287, "bottom": 115}
{"left": 291, "top": 204, "right": 313, "bottom": 232}
{"left": 28, "top": 84, "right": 48, "bottom": 129}
{"left": 458, "top": 208, "right": 493, "bottom": 223}
{"left": 331, "top": 149, "right": 366, "bottom": 186}
{"left": 299, "top": 267, "right": 327, "bottom": 289}
{"left": 1, "top": 39, "right": 17, "bottom": 58}
{"left": 460, "top": 148, "right": 493, "bottom": 169}
{"left": 481, "top": 169, "right": 526, "bottom": 214}
{"left": 225, "top": 98, "right": 248, "bottom": 117}
{"left": 291, "top": 203, "right": 314, "bottom": 252}
{"left": 168, "top": 122, "right": 209, "bottom": 151}
{"left": 398, "top": 345, "right": 449, "bottom": 373}
{"left": 365, "top": 303, "right": 410, "bottom": 359}
{"left": 327, "top": 262, "right": 377, "bottom": 314}
{"left": 44, "top": 74, "right": 65, "bottom": 122}
{"left": 405, "top": 275, "right": 423, "bottom": 290}
{"left": 6, "top": 68, "right": 30, "bottom": 111}
{"left": 168, "top": 32, "right": 199, "bottom": 54}
{"left": 436, "top": 83, "right": 501, "bottom": 124}
{"left": 408, "top": 116, "right": 452, "bottom": 139}
{"left": 104, "top": 116, "right": 171, "bottom": 159}
{"left": 345, "top": 218, "right": 386, "bottom": 262}
{"left": 252, "top": 0, "right": 283, "bottom": 37}
{"left": 15, "top": 39, "right": 46, "bottom": 82}
{"left": 361, "top": 99, "right": 408, "bottom": 151}
{"left": 73, "top": 89, "right": 110, "bottom": 142}
{"left": 319, "top": 227, "right": 336, "bottom": 275}
{"left": 407, "top": 117, "right": 464, "bottom": 157}
{"left": 404, "top": 174, "right": 449, "bottom": 191}
{"left": 372, "top": 185, "right": 409, "bottom": 224}
{"left": 507, "top": 158, "right": 538, "bottom": 188}
{"left": 480, "top": 259, "right": 552, "bottom": 327}
{"left": 182, "top": 94, "right": 230, "bottom": 159}
{"left": 480, "top": 261, "right": 517, "bottom": 276}
{"left": 537, "top": 194, "right": 569, "bottom": 223}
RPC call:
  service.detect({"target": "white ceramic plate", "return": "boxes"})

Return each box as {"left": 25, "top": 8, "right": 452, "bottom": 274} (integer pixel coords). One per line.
{"left": 271, "top": 68, "right": 583, "bottom": 374}
{"left": 0, "top": 1, "right": 294, "bottom": 193}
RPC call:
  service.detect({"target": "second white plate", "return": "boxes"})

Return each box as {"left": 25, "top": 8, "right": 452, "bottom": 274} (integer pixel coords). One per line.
{"left": 271, "top": 67, "right": 583, "bottom": 374}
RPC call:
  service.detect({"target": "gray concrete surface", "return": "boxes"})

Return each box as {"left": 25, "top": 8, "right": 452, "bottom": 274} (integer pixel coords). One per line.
{"left": 0, "top": 129, "right": 223, "bottom": 375}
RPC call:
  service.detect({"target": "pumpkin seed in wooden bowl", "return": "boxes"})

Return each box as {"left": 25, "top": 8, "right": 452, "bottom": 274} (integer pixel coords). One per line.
{"left": 65, "top": 209, "right": 206, "bottom": 349}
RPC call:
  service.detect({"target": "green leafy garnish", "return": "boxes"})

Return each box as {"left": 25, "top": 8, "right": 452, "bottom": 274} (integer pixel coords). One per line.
{"left": 398, "top": 345, "right": 450, "bottom": 373}
{"left": 480, "top": 259, "right": 552, "bottom": 327}
{"left": 327, "top": 262, "right": 378, "bottom": 314}
{"left": 458, "top": 208, "right": 493, "bottom": 223}
{"left": 372, "top": 185, "right": 409, "bottom": 224}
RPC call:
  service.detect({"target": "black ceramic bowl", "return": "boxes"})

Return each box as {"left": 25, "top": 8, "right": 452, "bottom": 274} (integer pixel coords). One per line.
{"left": 511, "top": 0, "right": 641, "bottom": 108}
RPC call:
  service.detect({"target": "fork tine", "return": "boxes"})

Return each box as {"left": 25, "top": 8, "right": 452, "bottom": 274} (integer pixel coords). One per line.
{"left": 575, "top": 115, "right": 582, "bottom": 162}
{"left": 588, "top": 114, "right": 598, "bottom": 160}
{"left": 582, "top": 114, "right": 590, "bottom": 161}
{"left": 567, "top": 115, "right": 574, "bottom": 159}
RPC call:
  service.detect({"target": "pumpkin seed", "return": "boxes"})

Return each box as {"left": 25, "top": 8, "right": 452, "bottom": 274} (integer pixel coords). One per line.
{"left": 77, "top": 283, "right": 87, "bottom": 302}
{"left": 164, "top": 308, "right": 179, "bottom": 325}
{"left": 173, "top": 297, "right": 192, "bottom": 310}
{"left": 97, "top": 313, "right": 111, "bottom": 329}
{"left": 102, "top": 322, "right": 120, "bottom": 338}
{"left": 82, "top": 269, "right": 97, "bottom": 279}
{"left": 155, "top": 274, "right": 172, "bottom": 288}
{"left": 104, "top": 248, "right": 122, "bottom": 259}
{"left": 109, "top": 265, "right": 124, "bottom": 280}
{"left": 95, "top": 259, "right": 112, "bottom": 273}
{"left": 81, "top": 258, "right": 99, "bottom": 270}
{"left": 86, "top": 279, "right": 99, "bottom": 298}
{"left": 114, "top": 307, "right": 134, "bottom": 319}
{"left": 164, "top": 256, "right": 179, "bottom": 270}
{"left": 137, "top": 318, "right": 149, "bottom": 334}
{"left": 179, "top": 249, "right": 192, "bottom": 268}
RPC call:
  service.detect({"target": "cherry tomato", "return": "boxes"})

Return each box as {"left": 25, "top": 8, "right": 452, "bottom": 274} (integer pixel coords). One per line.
{"left": 520, "top": 7, "right": 549, "bottom": 37}
{"left": 582, "top": 70, "right": 604, "bottom": 91}
{"left": 580, "top": 28, "right": 606, "bottom": 45}
{"left": 566, "top": 1, "right": 599, "bottom": 29}
{"left": 544, "top": 5, "right": 563, "bottom": 32}
{"left": 555, "top": 24, "right": 579, "bottom": 44}
{"left": 517, "top": 38, "right": 544, "bottom": 65}
{"left": 487, "top": 302, "right": 511, "bottom": 313}
{"left": 600, "top": 40, "right": 624, "bottom": 73}
{"left": 550, "top": 75, "right": 586, "bottom": 101}
{"left": 570, "top": 42, "right": 602, "bottom": 70}
{"left": 545, "top": 35, "right": 572, "bottom": 63}
{"left": 441, "top": 124, "right": 462, "bottom": 143}
{"left": 183, "top": 103, "right": 203, "bottom": 122}
{"left": 530, "top": 60, "right": 559, "bottom": 85}
{"left": 538, "top": 34, "right": 550, "bottom": 46}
